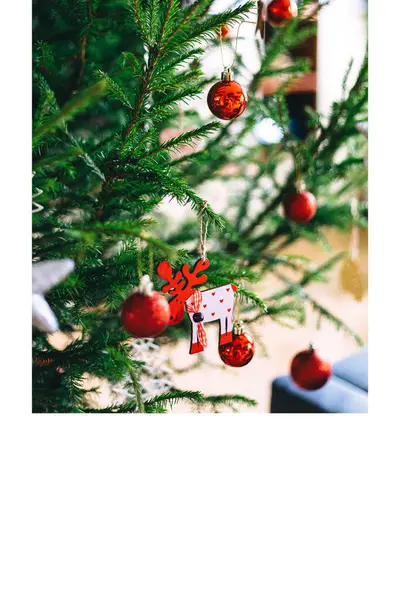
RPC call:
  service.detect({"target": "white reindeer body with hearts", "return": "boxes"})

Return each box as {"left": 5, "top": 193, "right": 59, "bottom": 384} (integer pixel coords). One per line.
{"left": 157, "top": 259, "right": 237, "bottom": 354}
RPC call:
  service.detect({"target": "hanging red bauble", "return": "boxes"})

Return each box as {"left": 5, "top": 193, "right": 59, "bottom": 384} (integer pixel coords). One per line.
{"left": 207, "top": 69, "right": 247, "bottom": 121}
{"left": 121, "top": 275, "right": 170, "bottom": 338}
{"left": 219, "top": 321, "right": 255, "bottom": 367}
{"left": 267, "top": 0, "right": 298, "bottom": 28}
{"left": 283, "top": 189, "right": 317, "bottom": 224}
{"left": 290, "top": 345, "right": 332, "bottom": 391}
{"left": 220, "top": 24, "right": 230, "bottom": 38}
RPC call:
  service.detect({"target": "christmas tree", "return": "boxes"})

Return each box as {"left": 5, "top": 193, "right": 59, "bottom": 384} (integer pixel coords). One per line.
{"left": 32, "top": 0, "right": 368, "bottom": 413}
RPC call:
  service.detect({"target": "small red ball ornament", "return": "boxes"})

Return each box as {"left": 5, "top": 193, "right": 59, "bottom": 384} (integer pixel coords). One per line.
{"left": 219, "top": 321, "right": 255, "bottom": 367}
{"left": 283, "top": 189, "right": 317, "bottom": 224}
{"left": 220, "top": 24, "right": 230, "bottom": 38}
{"left": 290, "top": 345, "right": 332, "bottom": 391}
{"left": 121, "top": 276, "right": 170, "bottom": 338}
{"left": 267, "top": 0, "right": 298, "bottom": 27}
{"left": 207, "top": 69, "right": 247, "bottom": 121}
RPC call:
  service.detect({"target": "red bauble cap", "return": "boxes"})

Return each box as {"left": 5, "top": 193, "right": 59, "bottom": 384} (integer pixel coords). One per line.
{"left": 267, "top": 0, "right": 298, "bottom": 27}
{"left": 290, "top": 345, "right": 332, "bottom": 391}
{"left": 219, "top": 322, "right": 255, "bottom": 367}
{"left": 283, "top": 190, "right": 317, "bottom": 224}
{"left": 121, "top": 276, "right": 170, "bottom": 338}
{"left": 207, "top": 70, "right": 247, "bottom": 121}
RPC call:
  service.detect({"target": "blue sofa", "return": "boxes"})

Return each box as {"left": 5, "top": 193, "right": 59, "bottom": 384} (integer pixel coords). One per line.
{"left": 271, "top": 347, "right": 368, "bottom": 414}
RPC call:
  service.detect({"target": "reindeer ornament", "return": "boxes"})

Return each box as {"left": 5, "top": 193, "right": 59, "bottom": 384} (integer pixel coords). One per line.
{"left": 157, "top": 259, "right": 237, "bottom": 355}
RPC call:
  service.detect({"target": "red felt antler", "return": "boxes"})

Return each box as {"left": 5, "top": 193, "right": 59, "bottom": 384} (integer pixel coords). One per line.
{"left": 157, "top": 261, "right": 185, "bottom": 296}
{"left": 181, "top": 259, "right": 209, "bottom": 291}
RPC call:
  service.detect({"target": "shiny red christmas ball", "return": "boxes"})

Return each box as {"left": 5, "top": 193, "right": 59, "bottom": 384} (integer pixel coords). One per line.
{"left": 267, "top": 0, "right": 298, "bottom": 27}
{"left": 219, "top": 328, "right": 255, "bottom": 367}
{"left": 207, "top": 75, "right": 247, "bottom": 121}
{"left": 283, "top": 190, "right": 317, "bottom": 224}
{"left": 220, "top": 24, "right": 230, "bottom": 38}
{"left": 290, "top": 346, "right": 332, "bottom": 391}
{"left": 121, "top": 291, "right": 170, "bottom": 338}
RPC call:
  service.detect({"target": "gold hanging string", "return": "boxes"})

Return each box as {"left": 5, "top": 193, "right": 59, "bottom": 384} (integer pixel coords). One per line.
{"left": 234, "top": 293, "right": 241, "bottom": 323}
{"left": 233, "top": 276, "right": 244, "bottom": 325}
{"left": 219, "top": 20, "right": 257, "bottom": 72}
{"left": 199, "top": 201, "right": 209, "bottom": 261}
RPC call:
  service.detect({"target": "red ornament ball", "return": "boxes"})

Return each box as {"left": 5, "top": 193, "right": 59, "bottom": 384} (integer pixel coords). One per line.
{"left": 207, "top": 76, "right": 247, "bottom": 121}
{"left": 121, "top": 290, "right": 170, "bottom": 338}
{"left": 283, "top": 190, "right": 317, "bottom": 224}
{"left": 267, "top": 0, "right": 298, "bottom": 27}
{"left": 220, "top": 24, "right": 230, "bottom": 38}
{"left": 219, "top": 328, "right": 255, "bottom": 367}
{"left": 290, "top": 346, "right": 332, "bottom": 391}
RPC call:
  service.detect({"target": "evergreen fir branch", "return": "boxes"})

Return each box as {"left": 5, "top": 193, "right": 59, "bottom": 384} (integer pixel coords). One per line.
{"left": 148, "top": 390, "right": 204, "bottom": 406}
{"left": 128, "top": 364, "right": 145, "bottom": 412}
{"left": 307, "top": 296, "right": 364, "bottom": 347}
{"left": 157, "top": 0, "right": 179, "bottom": 45}
{"left": 160, "top": 1, "right": 254, "bottom": 53}
{"left": 153, "top": 47, "right": 205, "bottom": 77}
{"left": 71, "top": 222, "right": 179, "bottom": 258}
{"left": 33, "top": 149, "right": 83, "bottom": 170}
{"left": 236, "top": 288, "right": 268, "bottom": 315}
{"left": 95, "top": 69, "right": 133, "bottom": 108}
{"left": 33, "top": 40, "right": 56, "bottom": 72}
{"left": 67, "top": 132, "right": 106, "bottom": 181}
{"left": 33, "top": 73, "right": 59, "bottom": 128}
{"left": 147, "top": 0, "right": 162, "bottom": 43}
{"left": 127, "top": 0, "right": 150, "bottom": 42}
{"left": 121, "top": 51, "right": 145, "bottom": 80}
{"left": 150, "top": 69, "right": 202, "bottom": 94}
{"left": 203, "top": 394, "right": 257, "bottom": 409}
{"left": 149, "top": 168, "right": 225, "bottom": 228}
{"left": 299, "top": 252, "right": 346, "bottom": 287}
{"left": 83, "top": 400, "right": 138, "bottom": 413}
{"left": 144, "top": 123, "right": 220, "bottom": 158}
{"left": 260, "top": 300, "right": 305, "bottom": 326}
{"left": 33, "top": 80, "right": 107, "bottom": 145}
{"left": 153, "top": 85, "right": 204, "bottom": 109}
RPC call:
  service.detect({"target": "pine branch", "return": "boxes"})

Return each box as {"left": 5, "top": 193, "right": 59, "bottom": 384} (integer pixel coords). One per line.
{"left": 203, "top": 394, "right": 257, "bottom": 410}
{"left": 32, "top": 80, "right": 107, "bottom": 145}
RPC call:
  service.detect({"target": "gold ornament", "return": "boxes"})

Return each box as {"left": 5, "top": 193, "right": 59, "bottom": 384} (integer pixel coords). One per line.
{"left": 340, "top": 257, "right": 365, "bottom": 302}
{"left": 340, "top": 197, "right": 365, "bottom": 302}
